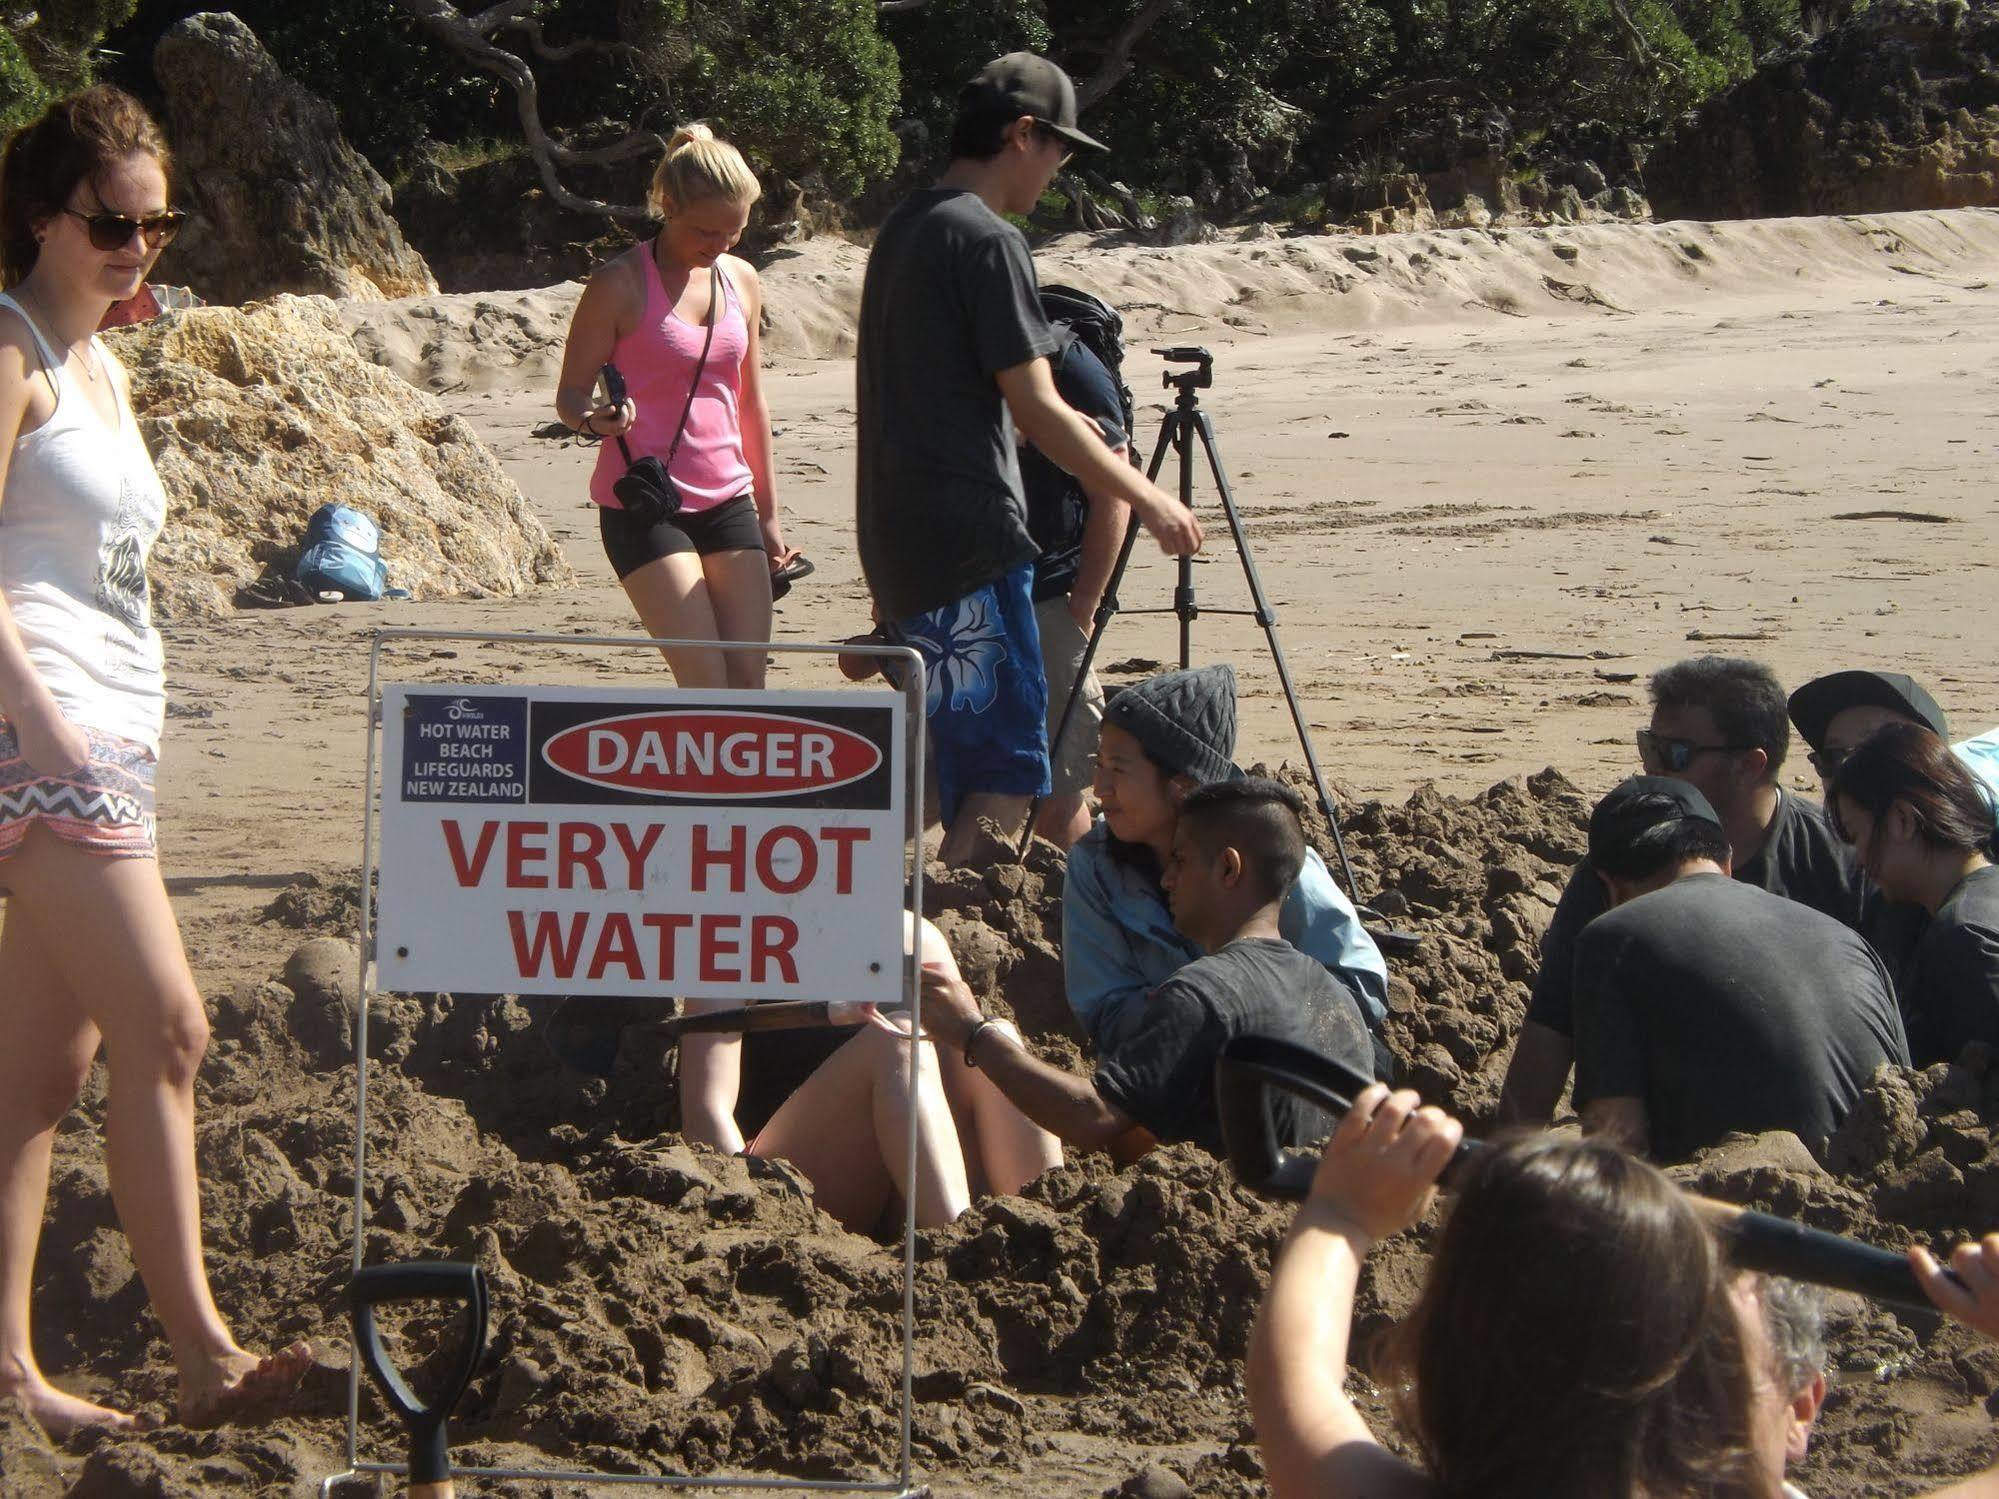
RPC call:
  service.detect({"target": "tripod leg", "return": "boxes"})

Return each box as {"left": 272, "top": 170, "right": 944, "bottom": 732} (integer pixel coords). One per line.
{"left": 1012, "top": 412, "right": 1184, "bottom": 859}
{"left": 1189, "top": 410, "right": 1365, "bottom": 901}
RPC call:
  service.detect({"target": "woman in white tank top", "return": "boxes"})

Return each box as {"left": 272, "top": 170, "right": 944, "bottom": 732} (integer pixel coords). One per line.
{"left": 0, "top": 86, "right": 308, "bottom": 1435}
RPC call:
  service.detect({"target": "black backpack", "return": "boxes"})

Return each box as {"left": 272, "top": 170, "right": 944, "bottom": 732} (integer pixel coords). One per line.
{"left": 1040, "top": 284, "right": 1135, "bottom": 441}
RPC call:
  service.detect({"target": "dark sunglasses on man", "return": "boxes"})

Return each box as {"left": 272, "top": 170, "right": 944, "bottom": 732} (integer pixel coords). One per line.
{"left": 1808, "top": 745, "right": 1854, "bottom": 779}
{"left": 1034, "top": 121, "right": 1074, "bottom": 170}
{"left": 66, "top": 207, "right": 187, "bottom": 252}
{"left": 1635, "top": 728, "right": 1752, "bottom": 775}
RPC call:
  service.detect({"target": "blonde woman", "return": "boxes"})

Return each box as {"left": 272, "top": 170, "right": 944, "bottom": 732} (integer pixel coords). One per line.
{"left": 555, "top": 124, "right": 795, "bottom": 687}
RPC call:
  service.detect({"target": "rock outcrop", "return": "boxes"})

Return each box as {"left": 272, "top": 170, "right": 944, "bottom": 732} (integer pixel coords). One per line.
{"left": 1648, "top": 0, "right": 1999, "bottom": 220}
{"left": 111, "top": 295, "right": 572, "bottom": 618}
{"left": 150, "top": 12, "right": 437, "bottom": 302}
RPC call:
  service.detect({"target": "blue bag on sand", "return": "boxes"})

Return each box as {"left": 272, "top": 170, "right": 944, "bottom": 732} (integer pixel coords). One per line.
{"left": 294, "top": 503, "right": 388, "bottom": 601}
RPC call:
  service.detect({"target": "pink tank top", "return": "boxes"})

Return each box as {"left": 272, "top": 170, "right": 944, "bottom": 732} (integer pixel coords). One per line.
{"left": 591, "top": 248, "right": 754, "bottom": 513}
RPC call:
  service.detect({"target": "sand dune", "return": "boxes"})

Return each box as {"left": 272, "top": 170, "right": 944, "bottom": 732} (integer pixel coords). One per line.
{"left": 341, "top": 208, "right": 1999, "bottom": 390}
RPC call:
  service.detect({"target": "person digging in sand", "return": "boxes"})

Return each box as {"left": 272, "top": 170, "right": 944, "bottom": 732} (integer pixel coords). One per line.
{"left": 920, "top": 777, "right": 1374, "bottom": 1160}
{"left": 0, "top": 86, "right": 310, "bottom": 1433}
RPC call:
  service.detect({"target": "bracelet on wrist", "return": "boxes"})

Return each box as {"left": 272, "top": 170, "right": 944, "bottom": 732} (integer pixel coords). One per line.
{"left": 963, "top": 1018, "right": 999, "bottom": 1069}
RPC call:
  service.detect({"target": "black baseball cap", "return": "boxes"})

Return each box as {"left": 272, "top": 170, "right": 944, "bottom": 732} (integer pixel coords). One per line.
{"left": 1787, "top": 670, "right": 1948, "bottom": 754}
{"left": 1588, "top": 776, "right": 1723, "bottom": 869}
{"left": 960, "top": 52, "right": 1108, "bottom": 154}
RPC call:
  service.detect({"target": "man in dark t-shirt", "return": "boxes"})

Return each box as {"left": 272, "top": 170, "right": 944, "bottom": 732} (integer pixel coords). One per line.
{"left": 1570, "top": 778, "right": 1908, "bottom": 1163}
{"left": 1499, "top": 656, "right": 1865, "bottom": 1126}
{"left": 918, "top": 778, "right": 1373, "bottom": 1158}
{"left": 854, "top": 53, "right": 1199, "bottom": 866}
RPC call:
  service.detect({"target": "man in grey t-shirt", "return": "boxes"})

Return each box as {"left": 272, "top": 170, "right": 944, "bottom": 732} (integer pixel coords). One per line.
{"left": 854, "top": 53, "right": 1199, "bottom": 865}
{"left": 1571, "top": 777, "right": 1907, "bottom": 1163}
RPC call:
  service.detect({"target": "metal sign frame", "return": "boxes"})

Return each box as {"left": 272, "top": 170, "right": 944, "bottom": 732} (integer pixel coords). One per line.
{"left": 320, "top": 627, "right": 931, "bottom": 1499}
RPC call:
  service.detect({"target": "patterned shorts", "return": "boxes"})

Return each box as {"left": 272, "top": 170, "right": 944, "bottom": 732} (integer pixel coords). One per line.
{"left": 0, "top": 719, "right": 158, "bottom": 871}
{"left": 890, "top": 563, "right": 1050, "bottom": 828}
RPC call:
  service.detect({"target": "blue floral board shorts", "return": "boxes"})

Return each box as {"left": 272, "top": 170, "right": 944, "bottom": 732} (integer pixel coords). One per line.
{"left": 892, "top": 563, "right": 1050, "bottom": 828}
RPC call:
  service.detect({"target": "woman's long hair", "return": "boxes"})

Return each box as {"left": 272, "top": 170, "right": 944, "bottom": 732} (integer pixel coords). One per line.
{"left": 1381, "top": 1135, "right": 1775, "bottom": 1499}
{"left": 1828, "top": 721, "right": 1995, "bottom": 855}
{"left": 0, "top": 84, "right": 173, "bottom": 286}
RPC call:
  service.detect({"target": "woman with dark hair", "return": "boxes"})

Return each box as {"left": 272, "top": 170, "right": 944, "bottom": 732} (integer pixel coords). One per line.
{"left": 1248, "top": 1085, "right": 1999, "bottom": 1498}
{"left": 0, "top": 85, "right": 308, "bottom": 1432}
{"left": 1063, "top": 663, "right": 1387, "bottom": 1055}
{"left": 1829, "top": 721, "right": 1999, "bottom": 1065}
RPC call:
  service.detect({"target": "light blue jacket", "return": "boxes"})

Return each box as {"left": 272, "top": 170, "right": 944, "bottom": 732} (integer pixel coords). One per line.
{"left": 1061, "top": 821, "right": 1389, "bottom": 1051}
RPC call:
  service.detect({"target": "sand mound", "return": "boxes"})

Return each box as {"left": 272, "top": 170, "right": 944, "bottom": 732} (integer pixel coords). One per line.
{"left": 17, "top": 771, "right": 1999, "bottom": 1494}
{"left": 115, "top": 296, "right": 573, "bottom": 618}
{"left": 340, "top": 208, "right": 1999, "bottom": 396}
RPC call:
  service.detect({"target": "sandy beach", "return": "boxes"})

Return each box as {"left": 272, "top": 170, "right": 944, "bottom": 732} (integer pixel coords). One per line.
{"left": 44, "top": 207, "right": 1999, "bottom": 1495}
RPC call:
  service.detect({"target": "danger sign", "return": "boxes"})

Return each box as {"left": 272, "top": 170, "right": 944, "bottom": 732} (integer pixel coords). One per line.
{"left": 375, "top": 685, "right": 906, "bottom": 1001}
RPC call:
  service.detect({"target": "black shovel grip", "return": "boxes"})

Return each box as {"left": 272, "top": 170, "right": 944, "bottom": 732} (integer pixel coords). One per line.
{"left": 1717, "top": 1208, "right": 1930, "bottom": 1309}
{"left": 351, "top": 1261, "right": 488, "bottom": 1486}
{"left": 1213, "top": 1035, "right": 1947, "bottom": 1312}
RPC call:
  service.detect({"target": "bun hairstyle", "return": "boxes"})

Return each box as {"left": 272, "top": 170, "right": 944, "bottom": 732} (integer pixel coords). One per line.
{"left": 648, "top": 122, "right": 762, "bottom": 220}
{"left": 0, "top": 84, "right": 173, "bottom": 286}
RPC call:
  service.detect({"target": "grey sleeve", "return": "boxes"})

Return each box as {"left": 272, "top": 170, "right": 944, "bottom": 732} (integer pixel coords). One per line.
{"left": 1570, "top": 924, "right": 1644, "bottom": 1107}
{"left": 967, "top": 230, "right": 1059, "bottom": 379}
{"left": 1525, "top": 860, "right": 1608, "bottom": 1037}
{"left": 1922, "top": 920, "right": 1999, "bottom": 1056}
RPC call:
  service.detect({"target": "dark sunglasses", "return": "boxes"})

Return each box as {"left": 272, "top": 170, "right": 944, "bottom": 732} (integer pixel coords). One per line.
{"left": 1033, "top": 122, "right": 1074, "bottom": 170}
{"left": 1808, "top": 745, "right": 1854, "bottom": 779}
{"left": 65, "top": 207, "right": 187, "bottom": 252}
{"left": 1635, "top": 728, "right": 1752, "bottom": 774}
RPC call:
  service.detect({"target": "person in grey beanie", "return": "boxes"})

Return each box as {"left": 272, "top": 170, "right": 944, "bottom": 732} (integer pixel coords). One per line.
{"left": 1060, "top": 664, "right": 1387, "bottom": 1054}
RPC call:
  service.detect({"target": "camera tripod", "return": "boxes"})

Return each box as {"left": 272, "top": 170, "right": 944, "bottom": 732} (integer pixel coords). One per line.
{"left": 1025, "top": 348, "right": 1405, "bottom": 949}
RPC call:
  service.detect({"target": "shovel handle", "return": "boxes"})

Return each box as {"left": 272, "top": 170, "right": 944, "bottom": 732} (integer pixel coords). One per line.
{"left": 351, "top": 1261, "right": 488, "bottom": 1487}
{"left": 1213, "top": 1035, "right": 1954, "bottom": 1311}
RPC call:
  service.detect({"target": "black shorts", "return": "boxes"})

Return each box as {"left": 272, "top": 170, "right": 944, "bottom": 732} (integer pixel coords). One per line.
{"left": 599, "top": 493, "right": 763, "bottom": 579}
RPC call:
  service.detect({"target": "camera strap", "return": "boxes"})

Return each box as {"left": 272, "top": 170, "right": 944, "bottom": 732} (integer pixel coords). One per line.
{"left": 662, "top": 241, "right": 721, "bottom": 471}
{"left": 615, "top": 242, "right": 722, "bottom": 476}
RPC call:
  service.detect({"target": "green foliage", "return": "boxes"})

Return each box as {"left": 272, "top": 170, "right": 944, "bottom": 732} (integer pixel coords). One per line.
{"left": 629, "top": 0, "right": 902, "bottom": 193}
{"left": 86, "top": 0, "right": 1879, "bottom": 225}
{"left": 2, "top": 0, "right": 139, "bottom": 133}
{"left": 881, "top": 0, "right": 1049, "bottom": 166}
{"left": 0, "top": 27, "right": 52, "bottom": 135}
{"left": 103, "top": 0, "right": 504, "bottom": 173}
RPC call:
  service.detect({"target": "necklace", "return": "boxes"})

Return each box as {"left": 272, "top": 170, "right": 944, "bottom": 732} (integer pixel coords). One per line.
{"left": 14, "top": 284, "right": 103, "bottom": 384}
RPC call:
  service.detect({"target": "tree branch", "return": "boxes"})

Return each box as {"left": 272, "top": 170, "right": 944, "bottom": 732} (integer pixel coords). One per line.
{"left": 1073, "top": 0, "right": 1172, "bottom": 112}
{"left": 495, "top": 15, "right": 644, "bottom": 66}
{"left": 877, "top": 0, "right": 933, "bottom": 11}
{"left": 389, "top": 0, "right": 654, "bottom": 220}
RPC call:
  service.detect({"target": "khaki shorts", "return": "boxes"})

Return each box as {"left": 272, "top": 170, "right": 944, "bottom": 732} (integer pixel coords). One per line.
{"left": 1034, "top": 595, "right": 1105, "bottom": 797}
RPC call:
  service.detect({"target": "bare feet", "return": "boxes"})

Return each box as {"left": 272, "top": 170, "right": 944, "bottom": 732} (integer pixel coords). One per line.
{"left": 179, "top": 1341, "right": 313, "bottom": 1429}
{"left": 2, "top": 1374, "right": 144, "bottom": 1439}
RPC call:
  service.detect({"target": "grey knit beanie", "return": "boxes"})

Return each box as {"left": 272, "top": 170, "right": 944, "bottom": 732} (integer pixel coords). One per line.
{"left": 1102, "top": 663, "right": 1239, "bottom": 783}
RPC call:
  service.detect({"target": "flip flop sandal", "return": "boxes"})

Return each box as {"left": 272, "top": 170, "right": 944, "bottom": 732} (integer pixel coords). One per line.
{"left": 769, "top": 550, "right": 815, "bottom": 603}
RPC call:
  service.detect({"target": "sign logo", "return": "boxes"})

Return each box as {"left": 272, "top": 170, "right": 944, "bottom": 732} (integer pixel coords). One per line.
{"left": 541, "top": 710, "right": 883, "bottom": 799}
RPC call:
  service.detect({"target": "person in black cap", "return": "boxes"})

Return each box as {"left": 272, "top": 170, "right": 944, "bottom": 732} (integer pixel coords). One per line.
{"left": 1828, "top": 722, "right": 1999, "bottom": 1066}
{"left": 1061, "top": 664, "right": 1387, "bottom": 1056}
{"left": 1570, "top": 777, "right": 1907, "bottom": 1163}
{"left": 1789, "top": 669, "right": 1951, "bottom": 788}
{"left": 1498, "top": 656, "right": 1864, "bottom": 1127}
{"left": 1788, "top": 668, "right": 1999, "bottom": 997}
{"left": 919, "top": 777, "right": 1373, "bottom": 1160}
{"left": 855, "top": 51, "right": 1200, "bottom": 867}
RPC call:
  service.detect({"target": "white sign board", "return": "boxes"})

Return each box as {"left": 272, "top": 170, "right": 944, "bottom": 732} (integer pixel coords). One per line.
{"left": 376, "top": 685, "right": 906, "bottom": 1001}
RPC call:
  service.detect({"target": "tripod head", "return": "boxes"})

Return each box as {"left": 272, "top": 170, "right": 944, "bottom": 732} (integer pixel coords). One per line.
{"left": 1155, "top": 345, "right": 1213, "bottom": 393}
